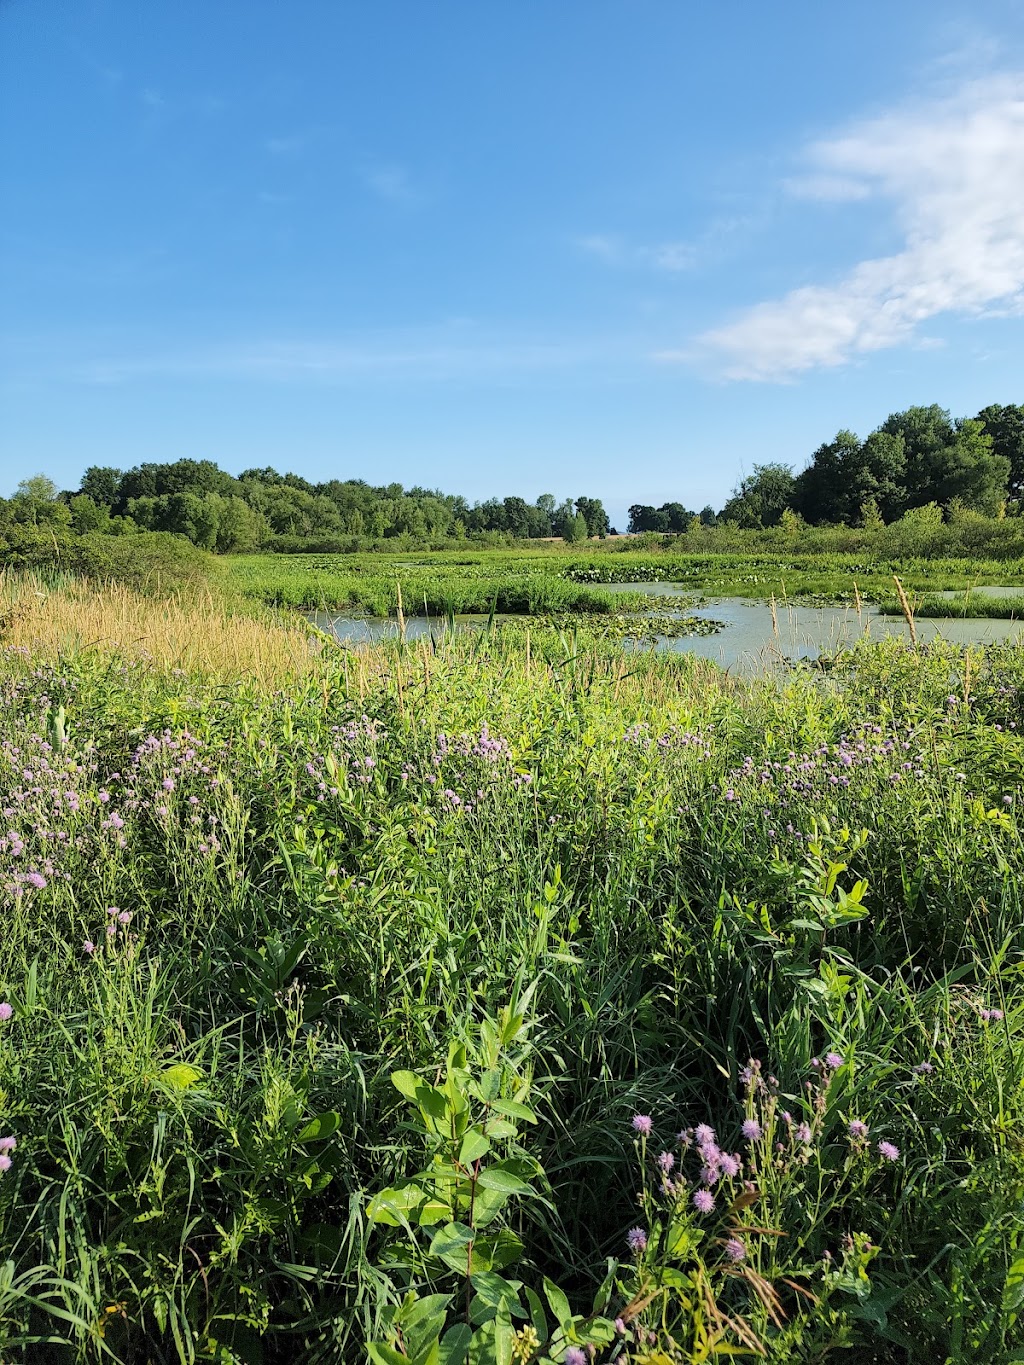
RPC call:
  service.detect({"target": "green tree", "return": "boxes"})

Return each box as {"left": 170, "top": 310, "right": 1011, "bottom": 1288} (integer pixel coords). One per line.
{"left": 976, "top": 404, "right": 1024, "bottom": 498}
{"left": 721, "top": 463, "right": 795, "bottom": 528}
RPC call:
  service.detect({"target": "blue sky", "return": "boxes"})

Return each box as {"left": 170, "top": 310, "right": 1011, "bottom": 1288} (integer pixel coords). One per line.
{"left": 2, "top": 1, "right": 1024, "bottom": 530}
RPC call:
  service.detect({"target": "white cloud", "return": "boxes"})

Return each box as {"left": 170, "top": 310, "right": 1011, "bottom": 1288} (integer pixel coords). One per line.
{"left": 696, "top": 73, "right": 1024, "bottom": 380}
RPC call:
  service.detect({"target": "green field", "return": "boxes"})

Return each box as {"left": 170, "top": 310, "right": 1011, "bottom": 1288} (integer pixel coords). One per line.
{"left": 1, "top": 573, "right": 1024, "bottom": 1361}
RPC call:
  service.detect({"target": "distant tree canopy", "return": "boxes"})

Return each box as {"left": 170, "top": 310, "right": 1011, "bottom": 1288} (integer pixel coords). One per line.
{"left": 722, "top": 404, "right": 1018, "bottom": 528}
{"left": 27, "top": 462, "right": 611, "bottom": 552}
{"left": 6, "top": 400, "right": 1021, "bottom": 555}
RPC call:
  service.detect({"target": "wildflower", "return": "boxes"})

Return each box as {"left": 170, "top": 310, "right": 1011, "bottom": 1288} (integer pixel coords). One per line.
{"left": 0, "top": 1155, "right": 10, "bottom": 1173}
{"left": 25, "top": 872, "right": 46, "bottom": 890}
{"left": 614, "top": 1318, "right": 627, "bottom": 1334}
{"left": 877, "top": 1141, "right": 900, "bottom": 1161}
{"left": 990, "top": 1009, "right": 1004, "bottom": 1021}
{"left": 913, "top": 1061, "right": 934, "bottom": 1074}
{"left": 725, "top": 1237, "right": 746, "bottom": 1262}
{"left": 741, "top": 1119, "right": 762, "bottom": 1141}
{"left": 0, "top": 1137, "right": 15, "bottom": 1152}
{"left": 83, "top": 940, "right": 95, "bottom": 954}
{"left": 626, "top": 1226, "right": 648, "bottom": 1254}
{"left": 719, "top": 1152, "right": 740, "bottom": 1178}
{"left": 657, "top": 1150, "right": 675, "bottom": 1174}
{"left": 162, "top": 777, "right": 175, "bottom": 791}
{"left": 825, "top": 1052, "right": 845, "bottom": 1070}
{"left": 796, "top": 1123, "right": 812, "bottom": 1143}
{"left": 694, "top": 1123, "right": 716, "bottom": 1146}
{"left": 565, "top": 1350, "right": 588, "bottom": 1365}
{"left": 117, "top": 910, "right": 132, "bottom": 925}
{"left": 848, "top": 1120, "right": 869, "bottom": 1140}
{"left": 0, "top": 1003, "right": 11, "bottom": 1021}
{"left": 632, "top": 1114, "right": 653, "bottom": 1136}
{"left": 692, "top": 1189, "right": 715, "bottom": 1215}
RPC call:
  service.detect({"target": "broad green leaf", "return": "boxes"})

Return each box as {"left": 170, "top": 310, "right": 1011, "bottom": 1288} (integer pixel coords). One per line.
{"left": 459, "top": 1131, "right": 490, "bottom": 1166}
{"left": 296, "top": 1111, "right": 340, "bottom": 1142}
{"left": 475, "top": 1167, "right": 532, "bottom": 1195}
{"left": 487, "top": 1099, "right": 537, "bottom": 1124}
{"left": 543, "top": 1278, "right": 572, "bottom": 1332}
{"left": 439, "top": 1324, "right": 471, "bottom": 1365}
{"left": 429, "top": 1222, "right": 476, "bottom": 1274}
{"left": 368, "top": 1345, "right": 411, "bottom": 1365}
{"left": 367, "top": 1184, "right": 426, "bottom": 1226}
{"left": 392, "top": 1070, "right": 422, "bottom": 1101}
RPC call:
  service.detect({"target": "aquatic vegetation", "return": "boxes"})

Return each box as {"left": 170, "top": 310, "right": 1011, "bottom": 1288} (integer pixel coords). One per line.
{"left": 0, "top": 583, "right": 1023, "bottom": 1360}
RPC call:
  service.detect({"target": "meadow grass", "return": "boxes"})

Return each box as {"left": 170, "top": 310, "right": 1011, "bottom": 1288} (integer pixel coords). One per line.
{"left": 1, "top": 579, "right": 1024, "bottom": 1360}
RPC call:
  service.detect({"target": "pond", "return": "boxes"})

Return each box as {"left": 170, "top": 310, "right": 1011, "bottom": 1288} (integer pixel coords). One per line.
{"left": 310, "top": 594, "right": 1024, "bottom": 671}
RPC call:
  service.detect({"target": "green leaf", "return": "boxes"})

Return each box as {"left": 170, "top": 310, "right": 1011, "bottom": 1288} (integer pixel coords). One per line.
{"left": 367, "top": 1184, "right": 426, "bottom": 1226}
{"left": 368, "top": 1345, "right": 410, "bottom": 1365}
{"left": 161, "top": 1063, "right": 202, "bottom": 1090}
{"left": 439, "top": 1324, "right": 471, "bottom": 1365}
{"left": 475, "top": 1167, "right": 532, "bottom": 1195}
{"left": 459, "top": 1131, "right": 490, "bottom": 1166}
{"left": 429, "top": 1222, "right": 476, "bottom": 1275}
{"left": 392, "top": 1070, "right": 422, "bottom": 1101}
{"left": 487, "top": 1099, "right": 537, "bottom": 1124}
{"left": 296, "top": 1111, "right": 340, "bottom": 1142}
{"left": 543, "top": 1278, "right": 572, "bottom": 1333}
{"left": 470, "top": 1272, "right": 521, "bottom": 1310}
{"left": 523, "top": 1288, "right": 548, "bottom": 1344}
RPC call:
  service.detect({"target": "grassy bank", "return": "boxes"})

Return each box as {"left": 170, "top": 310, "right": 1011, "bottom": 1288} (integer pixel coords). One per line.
{"left": 1, "top": 580, "right": 1023, "bottom": 1360}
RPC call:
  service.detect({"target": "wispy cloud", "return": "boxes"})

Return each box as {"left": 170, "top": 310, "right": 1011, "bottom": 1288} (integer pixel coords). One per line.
{"left": 577, "top": 234, "right": 697, "bottom": 272}
{"left": 688, "top": 72, "right": 1024, "bottom": 381}
{"left": 2, "top": 325, "right": 635, "bottom": 389}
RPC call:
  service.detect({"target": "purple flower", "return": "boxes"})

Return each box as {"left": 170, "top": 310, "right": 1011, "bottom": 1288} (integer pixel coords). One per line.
{"left": 657, "top": 1150, "right": 675, "bottom": 1174}
{"left": 795, "top": 1123, "right": 812, "bottom": 1143}
{"left": 877, "top": 1141, "right": 900, "bottom": 1162}
{"left": 0, "top": 1137, "right": 15, "bottom": 1153}
{"left": 692, "top": 1189, "right": 715, "bottom": 1215}
{"left": 725, "top": 1237, "right": 746, "bottom": 1262}
{"left": 82, "top": 940, "right": 95, "bottom": 955}
{"left": 848, "top": 1120, "right": 868, "bottom": 1140}
{"left": 741, "top": 1119, "right": 762, "bottom": 1141}
{"left": 825, "top": 1052, "right": 845, "bottom": 1070}
{"left": 117, "top": 910, "right": 132, "bottom": 925}
{"left": 990, "top": 1009, "right": 1004, "bottom": 1021}
{"left": 626, "top": 1226, "right": 648, "bottom": 1254}
{"left": 614, "top": 1318, "right": 627, "bottom": 1335}
{"left": 565, "top": 1350, "right": 588, "bottom": 1365}
{"left": 25, "top": 872, "right": 46, "bottom": 890}
{"left": 694, "top": 1123, "right": 716, "bottom": 1146}
{"left": 0, "top": 1003, "right": 11, "bottom": 1022}
{"left": 913, "top": 1061, "right": 934, "bottom": 1074}
{"left": 632, "top": 1114, "right": 653, "bottom": 1136}
{"left": 0, "top": 1155, "right": 10, "bottom": 1173}
{"left": 719, "top": 1152, "right": 740, "bottom": 1178}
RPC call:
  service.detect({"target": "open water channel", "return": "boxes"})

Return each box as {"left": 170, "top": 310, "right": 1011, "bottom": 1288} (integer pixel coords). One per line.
{"left": 310, "top": 584, "right": 1024, "bottom": 672}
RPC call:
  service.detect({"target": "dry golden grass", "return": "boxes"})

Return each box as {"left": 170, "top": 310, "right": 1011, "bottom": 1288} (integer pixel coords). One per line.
{"left": 0, "top": 573, "right": 319, "bottom": 683}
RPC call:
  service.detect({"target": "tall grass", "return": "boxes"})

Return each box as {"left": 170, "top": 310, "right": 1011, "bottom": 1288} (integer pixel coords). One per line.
{"left": 0, "top": 581, "right": 1023, "bottom": 1359}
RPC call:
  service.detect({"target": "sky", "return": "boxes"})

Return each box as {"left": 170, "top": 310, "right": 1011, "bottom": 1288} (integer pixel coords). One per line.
{"left": 2, "top": 1, "right": 1024, "bottom": 531}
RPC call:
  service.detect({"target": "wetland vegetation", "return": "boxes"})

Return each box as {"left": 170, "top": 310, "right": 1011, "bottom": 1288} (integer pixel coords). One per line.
{"left": 1, "top": 570, "right": 1024, "bottom": 1361}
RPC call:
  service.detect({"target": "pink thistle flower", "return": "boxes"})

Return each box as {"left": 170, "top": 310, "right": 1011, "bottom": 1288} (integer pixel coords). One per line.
{"left": 796, "top": 1123, "right": 812, "bottom": 1143}
{"left": 913, "top": 1062, "right": 934, "bottom": 1074}
{"left": 825, "top": 1052, "right": 845, "bottom": 1070}
{"left": 725, "top": 1237, "right": 746, "bottom": 1262}
{"left": 848, "top": 1120, "right": 868, "bottom": 1140}
{"left": 626, "top": 1226, "right": 648, "bottom": 1254}
{"left": 83, "top": 940, "right": 95, "bottom": 954}
{"left": 0, "top": 1137, "right": 15, "bottom": 1153}
{"left": 614, "top": 1318, "right": 627, "bottom": 1335}
{"left": 0, "top": 1003, "right": 12, "bottom": 1021}
{"left": 632, "top": 1114, "right": 653, "bottom": 1136}
{"left": 877, "top": 1141, "right": 900, "bottom": 1162}
{"left": 564, "top": 1350, "right": 587, "bottom": 1365}
{"left": 657, "top": 1151, "right": 675, "bottom": 1174}
{"left": 692, "top": 1189, "right": 715, "bottom": 1215}
{"left": 0, "top": 1155, "right": 10, "bottom": 1173}
{"left": 719, "top": 1152, "right": 740, "bottom": 1178}
{"left": 741, "top": 1119, "right": 762, "bottom": 1141}
{"left": 694, "top": 1123, "right": 716, "bottom": 1146}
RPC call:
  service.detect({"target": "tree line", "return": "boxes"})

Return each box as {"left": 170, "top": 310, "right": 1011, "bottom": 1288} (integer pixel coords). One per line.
{"left": 707, "top": 402, "right": 1024, "bottom": 530}
{"left": 1, "top": 466, "right": 612, "bottom": 552}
